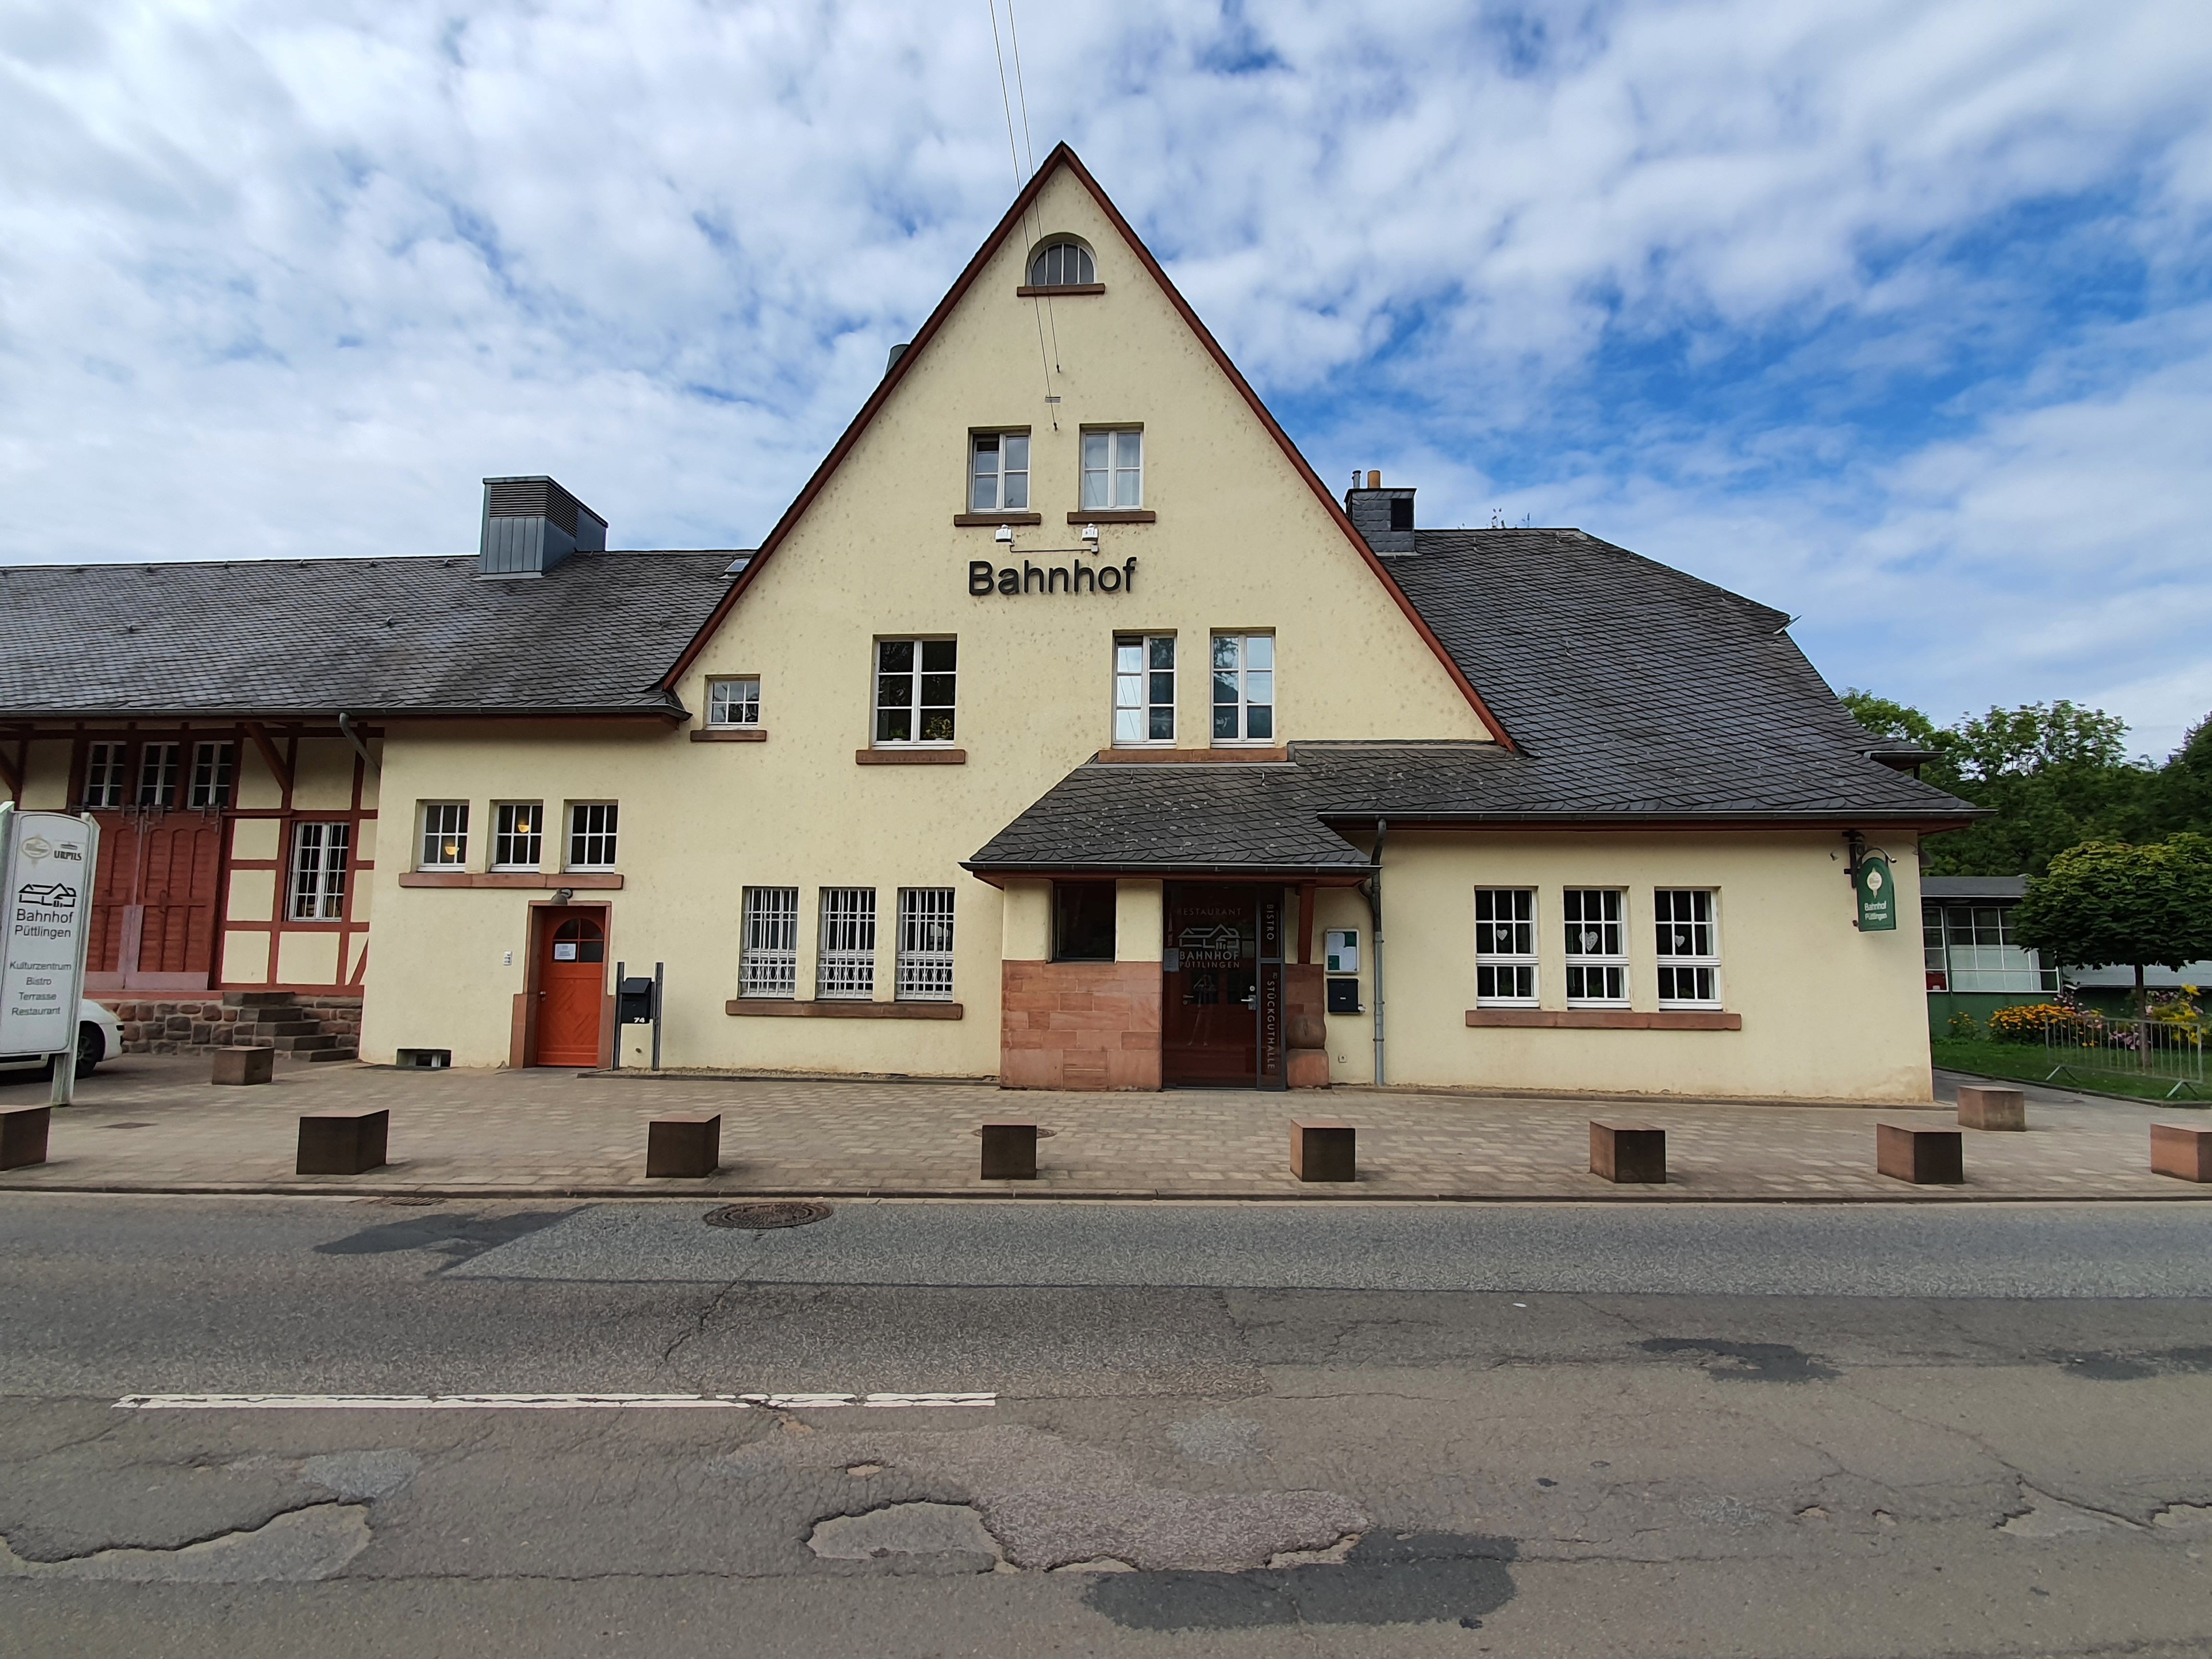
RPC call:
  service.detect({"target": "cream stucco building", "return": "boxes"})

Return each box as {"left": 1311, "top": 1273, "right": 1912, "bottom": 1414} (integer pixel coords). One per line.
{"left": 0, "top": 147, "right": 1975, "bottom": 1099}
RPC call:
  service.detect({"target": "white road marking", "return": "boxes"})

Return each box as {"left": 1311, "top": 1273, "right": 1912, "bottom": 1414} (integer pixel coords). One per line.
{"left": 112, "top": 1391, "right": 997, "bottom": 1412}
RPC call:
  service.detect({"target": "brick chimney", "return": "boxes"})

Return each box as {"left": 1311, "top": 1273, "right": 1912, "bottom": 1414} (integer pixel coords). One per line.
{"left": 479, "top": 477, "right": 607, "bottom": 578}
{"left": 1345, "top": 470, "right": 1416, "bottom": 556}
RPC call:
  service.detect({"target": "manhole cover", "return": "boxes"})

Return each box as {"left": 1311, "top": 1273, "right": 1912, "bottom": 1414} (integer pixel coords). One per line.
{"left": 703, "top": 1201, "right": 832, "bottom": 1230}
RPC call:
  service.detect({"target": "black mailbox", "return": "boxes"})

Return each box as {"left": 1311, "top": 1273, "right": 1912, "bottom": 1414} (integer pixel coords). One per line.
{"left": 617, "top": 976, "right": 656, "bottom": 1024}
{"left": 1325, "top": 977, "right": 1362, "bottom": 1016}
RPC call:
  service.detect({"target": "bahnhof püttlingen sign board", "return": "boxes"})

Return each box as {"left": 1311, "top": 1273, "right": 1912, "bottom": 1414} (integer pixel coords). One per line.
{"left": 0, "top": 807, "right": 97, "bottom": 1055}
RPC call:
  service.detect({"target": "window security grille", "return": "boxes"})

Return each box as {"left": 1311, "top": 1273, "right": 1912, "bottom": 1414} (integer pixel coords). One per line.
{"left": 1563, "top": 889, "right": 1628, "bottom": 1005}
{"left": 188, "top": 742, "right": 234, "bottom": 809}
{"left": 1081, "top": 429, "right": 1142, "bottom": 511}
{"left": 740, "top": 887, "right": 800, "bottom": 998}
{"left": 137, "top": 743, "right": 181, "bottom": 807}
{"left": 817, "top": 888, "right": 878, "bottom": 1000}
{"left": 1475, "top": 888, "right": 1538, "bottom": 1006}
{"left": 494, "top": 804, "right": 543, "bottom": 869}
{"left": 1655, "top": 889, "right": 1720, "bottom": 1006}
{"left": 420, "top": 803, "right": 469, "bottom": 868}
{"left": 970, "top": 433, "right": 1030, "bottom": 512}
{"left": 1210, "top": 634, "right": 1274, "bottom": 742}
{"left": 708, "top": 678, "right": 760, "bottom": 727}
{"left": 290, "top": 822, "right": 351, "bottom": 920}
{"left": 1114, "top": 635, "right": 1176, "bottom": 745}
{"left": 875, "top": 640, "right": 957, "bottom": 744}
{"left": 896, "top": 888, "right": 956, "bottom": 1001}
{"left": 83, "top": 743, "right": 127, "bottom": 809}
{"left": 568, "top": 803, "right": 619, "bottom": 870}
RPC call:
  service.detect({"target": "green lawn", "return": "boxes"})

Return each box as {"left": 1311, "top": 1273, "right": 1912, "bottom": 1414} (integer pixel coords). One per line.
{"left": 1931, "top": 1036, "right": 2210, "bottom": 1104}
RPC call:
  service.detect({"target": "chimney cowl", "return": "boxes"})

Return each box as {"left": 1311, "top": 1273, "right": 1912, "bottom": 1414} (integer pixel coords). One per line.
{"left": 1344, "top": 478, "right": 1416, "bottom": 557}
{"left": 479, "top": 477, "right": 607, "bottom": 578}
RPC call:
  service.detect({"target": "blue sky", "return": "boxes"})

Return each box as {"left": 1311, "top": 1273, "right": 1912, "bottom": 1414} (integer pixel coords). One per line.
{"left": 4, "top": 0, "right": 2209, "bottom": 754}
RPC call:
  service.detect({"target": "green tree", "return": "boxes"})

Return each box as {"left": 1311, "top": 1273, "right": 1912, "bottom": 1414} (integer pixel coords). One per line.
{"left": 2014, "top": 834, "right": 2212, "bottom": 1012}
{"left": 1842, "top": 692, "right": 2154, "bottom": 876}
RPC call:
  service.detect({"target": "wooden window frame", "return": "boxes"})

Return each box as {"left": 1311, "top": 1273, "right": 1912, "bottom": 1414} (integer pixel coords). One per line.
{"left": 1475, "top": 887, "right": 1539, "bottom": 1008}
{"left": 1655, "top": 888, "right": 1722, "bottom": 1008}
{"left": 1563, "top": 887, "right": 1630, "bottom": 1008}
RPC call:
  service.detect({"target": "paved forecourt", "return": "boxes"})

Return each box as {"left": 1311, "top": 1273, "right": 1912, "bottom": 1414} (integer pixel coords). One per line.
{"left": 0, "top": 1054, "right": 2205, "bottom": 1201}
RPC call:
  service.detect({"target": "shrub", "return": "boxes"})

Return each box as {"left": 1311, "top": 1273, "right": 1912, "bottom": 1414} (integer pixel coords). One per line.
{"left": 1987, "top": 1003, "right": 2090, "bottom": 1044}
{"left": 1945, "top": 1010, "right": 1983, "bottom": 1041}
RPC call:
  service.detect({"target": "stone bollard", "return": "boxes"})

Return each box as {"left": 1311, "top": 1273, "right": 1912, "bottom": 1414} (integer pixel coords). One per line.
{"left": 1876, "top": 1122, "right": 1963, "bottom": 1185}
{"left": 1290, "top": 1119, "right": 1357, "bottom": 1183}
{"left": 0, "top": 1106, "right": 50, "bottom": 1171}
{"left": 1955, "top": 1084, "right": 2026, "bottom": 1131}
{"left": 647, "top": 1114, "right": 721, "bottom": 1178}
{"left": 297, "top": 1109, "right": 389, "bottom": 1176}
{"left": 2150, "top": 1123, "right": 2212, "bottom": 1183}
{"left": 980, "top": 1121, "right": 1038, "bottom": 1180}
{"left": 212, "top": 1047, "right": 275, "bottom": 1087}
{"left": 1590, "top": 1121, "right": 1666, "bottom": 1184}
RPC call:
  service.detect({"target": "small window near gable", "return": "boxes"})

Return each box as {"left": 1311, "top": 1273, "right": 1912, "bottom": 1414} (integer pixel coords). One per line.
{"left": 1029, "top": 239, "right": 1095, "bottom": 287}
{"left": 708, "top": 677, "right": 760, "bottom": 728}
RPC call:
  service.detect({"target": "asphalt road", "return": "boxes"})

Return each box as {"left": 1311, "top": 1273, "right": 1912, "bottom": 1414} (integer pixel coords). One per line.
{"left": 2, "top": 1193, "right": 2209, "bottom": 1658}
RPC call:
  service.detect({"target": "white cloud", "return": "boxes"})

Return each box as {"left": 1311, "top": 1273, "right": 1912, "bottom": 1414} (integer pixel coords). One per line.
{"left": 2, "top": 0, "right": 2209, "bottom": 746}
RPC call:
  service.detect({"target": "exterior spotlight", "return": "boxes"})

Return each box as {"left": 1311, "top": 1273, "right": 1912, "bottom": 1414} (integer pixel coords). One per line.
{"left": 1081, "top": 523, "right": 1100, "bottom": 544}
{"left": 554, "top": 887, "right": 574, "bottom": 904}
{"left": 994, "top": 523, "right": 1014, "bottom": 544}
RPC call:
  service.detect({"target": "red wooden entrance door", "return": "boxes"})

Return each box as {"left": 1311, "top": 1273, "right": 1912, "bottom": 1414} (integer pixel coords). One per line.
{"left": 534, "top": 911, "right": 605, "bottom": 1067}
{"left": 1163, "top": 885, "right": 1258, "bottom": 1086}
{"left": 87, "top": 811, "right": 223, "bottom": 987}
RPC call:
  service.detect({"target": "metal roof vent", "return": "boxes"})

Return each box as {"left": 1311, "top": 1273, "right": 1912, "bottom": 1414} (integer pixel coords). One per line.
{"left": 1345, "top": 472, "right": 1416, "bottom": 556}
{"left": 480, "top": 476, "right": 607, "bottom": 578}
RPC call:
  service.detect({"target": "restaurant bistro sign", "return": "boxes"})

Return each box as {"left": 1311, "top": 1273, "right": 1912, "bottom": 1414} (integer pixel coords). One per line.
{"left": 1854, "top": 852, "right": 1897, "bottom": 932}
{"left": 0, "top": 805, "right": 99, "bottom": 1056}
{"left": 970, "top": 557, "right": 1138, "bottom": 597}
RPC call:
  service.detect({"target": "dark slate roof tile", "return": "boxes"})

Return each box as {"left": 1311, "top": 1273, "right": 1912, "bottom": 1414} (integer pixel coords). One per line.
{"left": 0, "top": 552, "right": 736, "bottom": 716}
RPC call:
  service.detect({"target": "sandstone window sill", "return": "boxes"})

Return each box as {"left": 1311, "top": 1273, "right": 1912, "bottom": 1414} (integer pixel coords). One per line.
{"left": 857, "top": 748, "right": 966, "bottom": 766}
{"left": 953, "top": 512, "right": 1042, "bottom": 527}
{"left": 1464, "top": 1009, "right": 1741, "bottom": 1031}
{"left": 1066, "top": 510, "right": 1155, "bottom": 524}
{"left": 1092, "top": 747, "right": 1288, "bottom": 764}
{"left": 1017, "top": 284, "right": 1104, "bottom": 297}
{"left": 725, "top": 999, "right": 964, "bottom": 1020}
{"left": 690, "top": 728, "right": 767, "bottom": 743}
{"left": 399, "top": 872, "right": 625, "bottom": 890}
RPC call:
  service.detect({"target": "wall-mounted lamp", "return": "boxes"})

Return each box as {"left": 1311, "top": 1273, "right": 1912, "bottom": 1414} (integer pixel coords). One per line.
{"left": 994, "top": 523, "right": 1014, "bottom": 544}
{"left": 1080, "top": 522, "right": 1100, "bottom": 545}
{"left": 554, "top": 887, "right": 574, "bottom": 904}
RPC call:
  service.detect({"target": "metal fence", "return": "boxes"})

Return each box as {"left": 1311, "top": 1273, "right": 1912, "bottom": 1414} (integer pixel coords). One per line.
{"left": 2042, "top": 1015, "right": 2208, "bottom": 1100}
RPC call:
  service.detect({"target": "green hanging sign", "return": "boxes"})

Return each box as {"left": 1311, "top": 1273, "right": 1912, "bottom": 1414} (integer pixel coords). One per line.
{"left": 1855, "top": 852, "right": 1897, "bottom": 932}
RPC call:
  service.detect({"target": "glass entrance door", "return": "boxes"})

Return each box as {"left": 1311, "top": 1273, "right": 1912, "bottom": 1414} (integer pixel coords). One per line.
{"left": 1162, "top": 884, "right": 1284, "bottom": 1088}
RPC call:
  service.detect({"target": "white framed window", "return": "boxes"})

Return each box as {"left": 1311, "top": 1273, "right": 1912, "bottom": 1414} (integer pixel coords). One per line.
{"left": 1081, "top": 428, "right": 1142, "bottom": 511}
{"left": 1210, "top": 633, "right": 1274, "bottom": 744}
{"left": 1028, "top": 239, "right": 1095, "bottom": 287}
{"left": 493, "top": 803, "right": 543, "bottom": 870}
{"left": 137, "top": 742, "right": 180, "bottom": 807}
{"left": 740, "top": 886, "right": 800, "bottom": 999}
{"left": 970, "top": 432, "right": 1030, "bottom": 512}
{"left": 188, "top": 741, "right": 234, "bottom": 808}
{"left": 419, "top": 802, "right": 469, "bottom": 868}
{"left": 817, "top": 887, "right": 877, "bottom": 1000}
{"left": 1114, "top": 634, "right": 1176, "bottom": 745}
{"left": 875, "top": 639, "right": 957, "bottom": 745}
{"left": 897, "top": 888, "right": 956, "bottom": 1001}
{"left": 1563, "top": 888, "right": 1628, "bottom": 1006}
{"left": 289, "top": 822, "right": 351, "bottom": 921}
{"left": 567, "top": 803, "right": 619, "bottom": 871}
{"left": 1655, "top": 889, "right": 1721, "bottom": 1006}
{"left": 1475, "top": 888, "right": 1538, "bottom": 1006}
{"left": 83, "top": 742, "right": 127, "bottom": 809}
{"left": 708, "top": 677, "right": 760, "bottom": 728}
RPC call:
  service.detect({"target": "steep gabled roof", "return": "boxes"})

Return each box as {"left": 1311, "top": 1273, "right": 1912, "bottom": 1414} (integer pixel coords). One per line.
{"left": 657, "top": 144, "right": 1514, "bottom": 747}
{"left": 0, "top": 552, "right": 732, "bottom": 720}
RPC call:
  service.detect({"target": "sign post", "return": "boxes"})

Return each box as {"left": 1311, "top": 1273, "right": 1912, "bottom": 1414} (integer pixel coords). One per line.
{"left": 0, "top": 805, "right": 100, "bottom": 1105}
{"left": 1854, "top": 851, "right": 1898, "bottom": 933}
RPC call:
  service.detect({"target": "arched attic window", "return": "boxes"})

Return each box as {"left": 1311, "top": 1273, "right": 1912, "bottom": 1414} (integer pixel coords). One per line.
{"left": 1028, "top": 238, "right": 1096, "bottom": 288}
